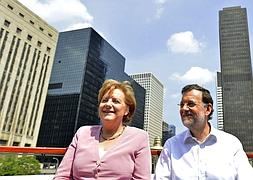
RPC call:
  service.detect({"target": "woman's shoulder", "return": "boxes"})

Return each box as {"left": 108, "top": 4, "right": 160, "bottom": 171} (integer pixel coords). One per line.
{"left": 76, "top": 125, "right": 101, "bottom": 135}
{"left": 125, "top": 126, "right": 148, "bottom": 136}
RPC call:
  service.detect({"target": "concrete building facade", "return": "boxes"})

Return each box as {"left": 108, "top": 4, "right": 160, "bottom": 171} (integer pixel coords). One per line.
{"left": 0, "top": 0, "right": 58, "bottom": 146}
{"left": 130, "top": 73, "right": 164, "bottom": 146}
{"left": 219, "top": 6, "right": 253, "bottom": 151}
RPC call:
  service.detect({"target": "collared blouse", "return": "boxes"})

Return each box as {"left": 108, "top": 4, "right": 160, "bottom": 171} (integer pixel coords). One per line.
{"left": 54, "top": 125, "right": 151, "bottom": 180}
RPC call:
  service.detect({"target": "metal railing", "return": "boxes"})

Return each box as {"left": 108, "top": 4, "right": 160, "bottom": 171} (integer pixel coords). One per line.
{"left": 0, "top": 146, "right": 252, "bottom": 175}
{"left": 0, "top": 146, "right": 162, "bottom": 175}
{"left": 1, "top": 145, "right": 252, "bottom": 157}
{"left": 0, "top": 146, "right": 163, "bottom": 155}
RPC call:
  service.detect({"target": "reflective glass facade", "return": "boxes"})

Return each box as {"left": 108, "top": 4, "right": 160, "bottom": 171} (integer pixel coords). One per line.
{"left": 219, "top": 6, "right": 253, "bottom": 151}
{"left": 37, "top": 28, "right": 145, "bottom": 147}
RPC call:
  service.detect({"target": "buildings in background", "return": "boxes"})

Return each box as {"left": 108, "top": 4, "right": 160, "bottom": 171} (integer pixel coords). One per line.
{"left": 216, "top": 72, "right": 224, "bottom": 130}
{"left": 130, "top": 73, "right": 164, "bottom": 146}
{"left": 37, "top": 28, "right": 146, "bottom": 147}
{"left": 162, "top": 121, "right": 168, "bottom": 146}
{"left": 168, "top": 124, "right": 176, "bottom": 138}
{"left": 0, "top": 0, "right": 58, "bottom": 147}
{"left": 162, "top": 121, "right": 176, "bottom": 145}
{"left": 219, "top": 6, "right": 253, "bottom": 152}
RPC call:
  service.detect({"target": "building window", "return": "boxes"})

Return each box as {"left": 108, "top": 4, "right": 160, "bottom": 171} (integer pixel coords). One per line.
{"left": 13, "top": 142, "right": 20, "bottom": 146}
{"left": 0, "top": 140, "right": 7, "bottom": 145}
{"left": 47, "top": 47, "right": 51, "bottom": 52}
{"left": 16, "top": 27, "right": 22, "bottom": 34}
{"left": 48, "top": 33, "right": 53, "bottom": 37}
{"left": 19, "top": 13, "right": 24, "bottom": 18}
{"left": 37, "top": 41, "right": 42, "bottom": 47}
{"left": 4, "top": 20, "right": 10, "bottom": 27}
{"left": 7, "top": 4, "right": 13, "bottom": 10}
{"left": 39, "top": 27, "right": 44, "bottom": 31}
{"left": 30, "top": 20, "right": 34, "bottom": 25}
{"left": 27, "top": 34, "right": 32, "bottom": 41}
{"left": 48, "top": 83, "right": 63, "bottom": 89}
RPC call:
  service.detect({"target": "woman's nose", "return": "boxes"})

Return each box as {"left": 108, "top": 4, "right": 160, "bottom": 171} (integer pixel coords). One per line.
{"left": 105, "top": 100, "right": 112, "bottom": 107}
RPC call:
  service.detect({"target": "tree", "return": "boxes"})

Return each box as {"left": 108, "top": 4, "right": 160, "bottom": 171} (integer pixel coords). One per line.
{"left": 0, "top": 155, "right": 41, "bottom": 176}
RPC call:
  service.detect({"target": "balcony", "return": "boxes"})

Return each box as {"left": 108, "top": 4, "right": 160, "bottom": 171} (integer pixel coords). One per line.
{"left": 0, "top": 146, "right": 252, "bottom": 179}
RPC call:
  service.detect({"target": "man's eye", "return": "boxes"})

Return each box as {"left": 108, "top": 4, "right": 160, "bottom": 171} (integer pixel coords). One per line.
{"left": 188, "top": 102, "right": 196, "bottom": 107}
{"left": 179, "top": 103, "right": 184, "bottom": 108}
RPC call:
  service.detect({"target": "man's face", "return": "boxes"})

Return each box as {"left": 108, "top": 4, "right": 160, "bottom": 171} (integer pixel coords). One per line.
{"left": 179, "top": 89, "right": 209, "bottom": 130}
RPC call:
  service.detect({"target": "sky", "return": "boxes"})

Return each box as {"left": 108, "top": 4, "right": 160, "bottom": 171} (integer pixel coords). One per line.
{"left": 18, "top": 0, "right": 253, "bottom": 134}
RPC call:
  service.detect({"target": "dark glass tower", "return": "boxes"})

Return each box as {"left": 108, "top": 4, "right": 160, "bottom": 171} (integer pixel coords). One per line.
{"left": 219, "top": 6, "right": 253, "bottom": 151}
{"left": 37, "top": 28, "right": 145, "bottom": 147}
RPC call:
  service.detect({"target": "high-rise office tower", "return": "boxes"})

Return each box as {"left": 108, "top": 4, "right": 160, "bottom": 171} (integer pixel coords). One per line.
{"left": 130, "top": 73, "right": 164, "bottom": 145}
{"left": 0, "top": 0, "right": 58, "bottom": 147}
{"left": 37, "top": 28, "right": 145, "bottom": 147}
{"left": 219, "top": 6, "right": 253, "bottom": 151}
{"left": 162, "top": 121, "right": 169, "bottom": 146}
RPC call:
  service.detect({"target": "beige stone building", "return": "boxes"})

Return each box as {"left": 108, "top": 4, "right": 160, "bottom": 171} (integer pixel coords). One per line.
{"left": 130, "top": 73, "right": 164, "bottom": 146}
{"left": 0, "top": 0, "right": 58, "bottom": 147}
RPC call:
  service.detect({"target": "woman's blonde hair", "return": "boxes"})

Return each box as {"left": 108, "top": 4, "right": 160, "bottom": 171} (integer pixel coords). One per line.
{"left": 98, "top": 79, "right": 136, "bottom": 125}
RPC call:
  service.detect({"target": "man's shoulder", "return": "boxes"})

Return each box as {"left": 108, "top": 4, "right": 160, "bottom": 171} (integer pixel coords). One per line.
{"left": 164, "top": 130, "right": 188, "bottom": 145}
{"left": 213, "top": 127, "right": 242, "bottom": 144}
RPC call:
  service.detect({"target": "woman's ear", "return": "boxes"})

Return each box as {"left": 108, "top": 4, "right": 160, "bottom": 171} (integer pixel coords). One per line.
{"left": 124, "top": 106, "right": 129, "bottom": 116}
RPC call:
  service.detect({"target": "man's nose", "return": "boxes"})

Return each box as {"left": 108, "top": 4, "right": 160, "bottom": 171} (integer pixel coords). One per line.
{"left": 181, "top": 104, "right": 190, "bottom": 110}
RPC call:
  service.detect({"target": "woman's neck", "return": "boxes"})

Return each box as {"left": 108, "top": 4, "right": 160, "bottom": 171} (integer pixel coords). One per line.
{"left": 101, "top": 124, "right": 125, "bottom": 140}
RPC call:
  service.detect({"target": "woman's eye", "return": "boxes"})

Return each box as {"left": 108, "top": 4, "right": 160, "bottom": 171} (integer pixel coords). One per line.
{"left": 101, "top": 98, "right": 108, "bottom": 103}
{"left": 113, "top": 99, "right": 120, "bottom": 104}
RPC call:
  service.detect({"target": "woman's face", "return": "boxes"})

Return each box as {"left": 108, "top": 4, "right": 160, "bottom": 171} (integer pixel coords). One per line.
{"left": 99, "top": 88, "right": 129, "bottom": 124}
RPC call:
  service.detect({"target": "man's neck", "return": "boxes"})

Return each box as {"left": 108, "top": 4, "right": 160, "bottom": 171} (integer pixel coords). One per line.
{"left": 190, "top": 122, "right": 211, "bottom": 142}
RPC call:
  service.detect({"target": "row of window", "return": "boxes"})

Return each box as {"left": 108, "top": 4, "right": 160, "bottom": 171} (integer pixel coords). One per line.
{"left": 7, "top": 3, "right": 53, "bottom": 38}
{"left": 0, "top": 28, "right": 51, "bottom": 137}
{"left": 3, "top": 19, "right": 51, "bottom": 52}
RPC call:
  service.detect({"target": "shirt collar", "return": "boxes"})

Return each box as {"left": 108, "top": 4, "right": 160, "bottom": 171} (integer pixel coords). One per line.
{"left": 183, "top": 122, "right": 217, "bottom": 144}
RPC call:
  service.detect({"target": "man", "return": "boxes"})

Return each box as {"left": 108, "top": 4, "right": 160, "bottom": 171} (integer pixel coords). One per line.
{"left": 154, "top": 84, "right": 253, "bottom": 179}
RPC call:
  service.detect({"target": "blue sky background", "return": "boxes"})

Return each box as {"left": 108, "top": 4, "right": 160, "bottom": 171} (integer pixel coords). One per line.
{"left": 19, "top": 0, "right": 253, "bottom": 134}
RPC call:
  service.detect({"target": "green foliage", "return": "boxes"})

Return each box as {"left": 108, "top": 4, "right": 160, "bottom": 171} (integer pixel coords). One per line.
{"left": 0, "top": 155, "right": 41, "bottom": 176}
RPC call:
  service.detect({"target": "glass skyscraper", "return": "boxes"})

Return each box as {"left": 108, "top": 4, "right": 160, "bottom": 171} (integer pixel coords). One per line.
{"left": 37, "top": 28, "right": 145, "bottom": 147}
{"left": 219, "top": 6, "right": 253, "bottom": 152}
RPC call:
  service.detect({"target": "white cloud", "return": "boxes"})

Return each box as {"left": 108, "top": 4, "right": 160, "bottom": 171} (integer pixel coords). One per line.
{"left": 155, "top": 0, "right": 168, "bottom": 4}
{"left": 153, "top": 0, "right": 168, "bottom": 19}
{"left": 64, "top": 22, "right": 92, "bottom": 31}
{"left": 18, "top": 0, "right": 93, "bottom": 30}
{"left": 170, "top": 67, "right": 215, "bottom": 85}
{"left": 167, "top": 31, "right": 203, "bottom": 54}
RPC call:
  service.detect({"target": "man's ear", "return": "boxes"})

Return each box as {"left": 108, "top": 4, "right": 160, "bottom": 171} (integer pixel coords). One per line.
{"left": 205, "top": 103, "right": 213, "bottom": 116}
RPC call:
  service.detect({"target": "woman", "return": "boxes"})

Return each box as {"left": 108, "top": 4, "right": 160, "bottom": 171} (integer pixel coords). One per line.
{"left": 54, "top": 79, "right": 151, "bottom": 180}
